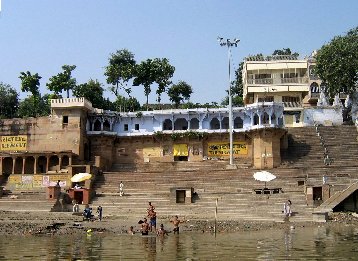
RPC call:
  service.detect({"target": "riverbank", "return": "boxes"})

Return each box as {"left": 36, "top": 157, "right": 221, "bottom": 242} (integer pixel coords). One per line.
{"left": 1, "top": 210, "right": 357, "bottom": 236}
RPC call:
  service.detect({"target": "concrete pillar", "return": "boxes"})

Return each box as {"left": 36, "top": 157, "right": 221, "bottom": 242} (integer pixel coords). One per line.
{"left": 22, "top": 157, "right": 26, "bottom": 174}
{"left": 58, "top": 155, "right": 62, "bottom": 171}
{"left": 258, "top": 113, "right": 262, "bottom": 126}
{"left": 46, "top": 156, "right": 50, "bottom": 173}
{"left": 34, "top": 156, "right": 38, "bottom": 174}
{"left": 12, "top": 157, "right": 16, "bottom": 175}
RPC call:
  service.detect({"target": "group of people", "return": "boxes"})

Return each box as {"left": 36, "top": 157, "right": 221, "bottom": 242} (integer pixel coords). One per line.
{"left": 81, "top": 204, "right": 103, "bottom": 221}
{"left": 131, "top": 202, "right": 183, "bottom": 237}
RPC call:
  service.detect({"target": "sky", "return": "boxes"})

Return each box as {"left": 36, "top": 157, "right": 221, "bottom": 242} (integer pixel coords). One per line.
{"left": 0, "top": 0, "right": 357, "bottom": 105}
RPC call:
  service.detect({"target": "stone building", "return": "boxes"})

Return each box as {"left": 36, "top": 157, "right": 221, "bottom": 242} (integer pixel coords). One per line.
{"left": 0, "top": 96, "right": 344, "bottom": 191}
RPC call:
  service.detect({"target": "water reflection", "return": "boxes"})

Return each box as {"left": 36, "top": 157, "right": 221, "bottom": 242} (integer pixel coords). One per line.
{"left": 2, "top": 225, "right": 358, "bottom": 260}
{"left": 141, "top": 236, "right": 157, "bottom": 261}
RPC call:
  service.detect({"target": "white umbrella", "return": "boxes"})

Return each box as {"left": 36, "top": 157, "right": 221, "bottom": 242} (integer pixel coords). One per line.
{"left": 71, "top": 173, "right": 92, "bottom": 183}
{"left": 253, "top": 171, "right": 276, "bottom": 188}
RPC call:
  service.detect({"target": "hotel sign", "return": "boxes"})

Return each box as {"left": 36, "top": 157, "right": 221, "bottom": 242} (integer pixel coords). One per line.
{"left": 0, "top": 135, "right": 27, "bottom": 151}
{"left": 208, "top": 142, "right": 247, "bottom": 156}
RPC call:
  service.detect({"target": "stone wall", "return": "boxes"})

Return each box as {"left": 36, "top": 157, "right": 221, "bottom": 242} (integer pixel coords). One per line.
{"left": 89, "top": 133, "right": 253, "bottom": 166}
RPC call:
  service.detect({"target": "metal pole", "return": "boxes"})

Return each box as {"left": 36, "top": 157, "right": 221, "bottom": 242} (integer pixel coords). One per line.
{"left": 228, "top": 46, "right": 234, "bottom": 165}
{"left": 218, "top": 37, "right": 239, "bottom": 166}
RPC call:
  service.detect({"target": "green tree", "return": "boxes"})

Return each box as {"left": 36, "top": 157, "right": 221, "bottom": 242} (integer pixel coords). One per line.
{"left": 152, "top": 58, "right": 175, "bottom": 103}
{"left": 73, "top": 79, "right": 106, "bottom": 109}
{"left": 315, "top": 27, "right": 358, "bottom": 98}
{"left": 113, "top": 95, "right": 141, "bottom": 112}
{"left": 167, "top": 81, "right": 193, "bottom": 108}
{"left": 272, "top": 48, "right": 299, "bottom": 57}
{"left": 17, "top": 94, "right": 51, "bottom": 118}
{"left": 224, "top": 61, "right": 245, "bottom": 107}
{"left": 47, "top": 65, "right": 77, "bottom": 98}
{"left": 19, "top": 71, "right": 42, "bottom": 117}
{"left": 134, "top": 58, "right": 175, "bottom": 109}
{"left": 19, "top": 71, "right": 41, "bottom": 97}
{"left": 104, "top": 49, "right": 136, "bottom": 97}
{"left": 221, "top": 95, "right": 244, "bottom": 107}
{"left": 133, "top": 59, "right": 156, "bottom": 110}
{"left": 0, "top": 82, "right": 19, "bottom": 119}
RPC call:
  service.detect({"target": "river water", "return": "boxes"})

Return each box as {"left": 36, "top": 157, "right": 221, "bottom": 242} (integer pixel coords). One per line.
{"left": 1, "top": 225, "right": 358, "bottom": 260}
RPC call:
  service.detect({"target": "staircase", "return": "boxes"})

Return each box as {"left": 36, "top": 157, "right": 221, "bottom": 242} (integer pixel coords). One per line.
{"left": 0, "top": 191, "right": 55, "bottom": 212}
{"left": 91, "top": 162, "right": 314, "bottom": 222}
{"left": 1, "top": 125, "right": 357, "bottom": 222}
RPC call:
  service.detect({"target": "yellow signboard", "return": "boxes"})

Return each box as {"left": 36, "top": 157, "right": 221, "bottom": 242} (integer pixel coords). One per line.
{"left": 208, "top": 142, "right": 247, "bottom": 156}
{"left": 0, "top": 135, "right": 27, "bottom": 151}
{"left": 143, "top": 147, "right": 162, "bottom": 158}
{"left": 173, "top": 144, "right": 188, "bottom": 156}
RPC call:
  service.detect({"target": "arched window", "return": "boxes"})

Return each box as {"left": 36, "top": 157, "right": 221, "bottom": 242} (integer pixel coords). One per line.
{"left": 163, "top": 119, "right": 173, "bottom": 130}
{"left": 234, "top": 117, "right": 243, "bottom": 128}
{"left": 93, "top": 119, "right": 101, "bottom": 131}
{"left": 103, "top": 120, "right": 110, "bottom": 131}
{"left": 174, "top": 118, "right": 188, "bottom": 130}
{"left": 254, "top": 114, "right": 260, "bottom": 125}
{"left": 263, "top": 112, "right": 270, "bottom": 124}
{"left": 221, "top": 117, "right": 229, "bottom": 129}
{"left": 189, "top": 118, "right": 199, "bottom": 130}
{"left": 210, "top": 118, "right": 220, "bottom": 130}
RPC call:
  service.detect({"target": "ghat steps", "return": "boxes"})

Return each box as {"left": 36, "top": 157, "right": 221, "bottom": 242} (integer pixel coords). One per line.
{"left": 1, "top": 126, "right": 358, "bottom": 223}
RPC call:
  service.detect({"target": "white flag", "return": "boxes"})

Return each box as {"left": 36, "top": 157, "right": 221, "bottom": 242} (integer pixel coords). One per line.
{"left": 0, "top": 0, "right": 2, "bottom": 12}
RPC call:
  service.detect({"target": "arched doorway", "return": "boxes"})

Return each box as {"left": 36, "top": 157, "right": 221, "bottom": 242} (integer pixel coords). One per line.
{"left": 163, "top": 119, "right": 173, "bottom": 130}
{"left": 62, "top": 155, "right": 70, "bottom": 167}
{"left": 93, "top": 119, "right": 101, "bottom": 131}
{"left": 234, "top": 117, "right": 243, "bottom": 129}
{"left": 263, "top": 112, "right": 270, "bottom": 124}
{"left": 174, "top": 118, "right": 188, "bottom": 130}
{"left": 49, "top": 155, "right": 59, "bottom": 172}
{"left": 210, "top": 118, "right": 220, "bottom": 130}
{"left": 254, "top": 114, "right": 260, "bottom": 125}
{"left": 37, "top": 156, "right": 47, "bottom": 174}
{"left": 14, "top": 157, "right": 23, "bottom": 174}
{"left": 221, "top": 117, "right": 229, "bottom": 129}
{"left": 24, "top": 156, "right": 35, "bottom": 174}
{"left": 103, "top": 120, "right": 110, "bottom": 131}
{"left": 189, "top": 118, "right": 199, "bottom": 130}
{"left": 2, "top": 157, "right": 13, "bottom": 175}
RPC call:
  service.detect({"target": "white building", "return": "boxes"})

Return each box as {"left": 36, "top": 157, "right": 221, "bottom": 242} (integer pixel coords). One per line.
{"left": 242, "top": 54, "right": 343, "bottom": 126}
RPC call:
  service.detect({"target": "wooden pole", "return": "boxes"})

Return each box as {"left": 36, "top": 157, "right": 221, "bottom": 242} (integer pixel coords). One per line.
{"left": 214, "top": 198, "right": 218, "bottom": 236}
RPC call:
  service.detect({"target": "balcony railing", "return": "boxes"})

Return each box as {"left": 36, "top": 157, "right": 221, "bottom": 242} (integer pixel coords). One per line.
{"left": 247, "top": 77, "right": 308, "bottom": 85}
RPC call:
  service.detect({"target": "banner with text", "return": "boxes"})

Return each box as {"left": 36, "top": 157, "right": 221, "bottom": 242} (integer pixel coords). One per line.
{"left": 0, "top": 135, "right": 27, "bottom": 151}
{"left": 207, "top": 142, "right": 247, "bottom": 156}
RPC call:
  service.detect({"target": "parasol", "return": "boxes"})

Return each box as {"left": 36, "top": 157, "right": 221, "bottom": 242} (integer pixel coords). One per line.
{"left": 253, "top": 171, "right": 276, "bottom": 188}
{"left": 71, "top": 172, "right": 92, "bottom": 183}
